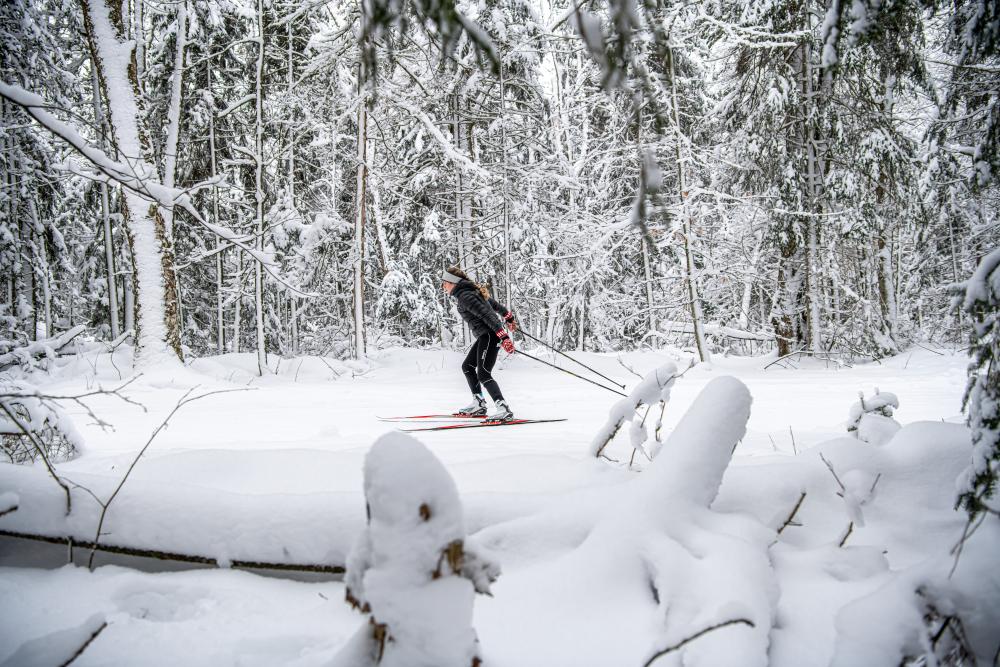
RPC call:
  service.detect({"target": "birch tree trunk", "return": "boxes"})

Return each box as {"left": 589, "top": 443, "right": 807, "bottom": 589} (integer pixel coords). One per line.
{"left": 353, "top": 66, "right": 369, "bottom": 359}
{"left": 499, "top": 58, "right": 512, "bottom": 307}
{"left": 207, "top": 47, "right": 224, "bottom": 354}
{"left": 18, "top": 218, "right": 36, "bottom": 339}
{"left": 161, "top": 0, "right": 187, "bottom": 239}
{"left": 738, "top": 229, "right": 762, "bottom": 332}
{"left": 79, "top": 0, "right": 182, "bottom": 366}
{"left": 123, "top": 234, "right": 135, "bottom": 334}
{"left": 232, "top": 252, "right": 243, "bottom": 353}
{"left": 801, "top": 13, "right": 823, "bottom": 354}
{"left": 253, "top": 0, "right": 267, "bottom": 374}
{"left": 285, "top": 20, "right": 297, "bottom": 355}
{"left": 91, "top": 67, "right": 121, "bottom": 339}
{"left": 668, "top": 45, "right": 710, "bottom": 363}
{"left": 25, "top": 189, "right": 52, "bottom": 337}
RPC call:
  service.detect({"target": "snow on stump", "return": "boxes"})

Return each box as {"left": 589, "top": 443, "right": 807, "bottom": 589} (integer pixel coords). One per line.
{"left": 331, "top": 432, "right": 497, "bottom": 667}
{"left": 847, "top": 389, "right": 900, "bottom": 446}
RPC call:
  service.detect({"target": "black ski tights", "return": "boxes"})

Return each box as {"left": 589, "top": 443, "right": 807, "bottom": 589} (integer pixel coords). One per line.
{"left": 462, "top": 332, "right": 504, "bottom": 402}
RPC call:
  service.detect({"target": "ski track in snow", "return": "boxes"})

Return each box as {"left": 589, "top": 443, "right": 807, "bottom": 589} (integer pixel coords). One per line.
{"left": 0, "top": 346, "right": 990, "bottom": 666}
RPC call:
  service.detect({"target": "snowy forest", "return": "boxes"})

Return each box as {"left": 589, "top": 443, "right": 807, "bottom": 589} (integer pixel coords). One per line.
{"left": 0, "top": 0, "right": 995, "bottom": 365}
{"left": 2, "top": 0, "right": 1000, "bottom": 665}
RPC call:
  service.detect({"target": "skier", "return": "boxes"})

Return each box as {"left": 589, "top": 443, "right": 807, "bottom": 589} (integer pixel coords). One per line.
{"left": 441, "top": 266, "right": 517, "bottom": 421}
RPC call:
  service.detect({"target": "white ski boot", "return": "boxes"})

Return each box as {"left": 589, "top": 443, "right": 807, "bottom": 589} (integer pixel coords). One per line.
{"left": 455, "top": 394, "right": 487, "bottom": 417}
{"left": 488, "top": 399, "right": 514, "bottom": 422}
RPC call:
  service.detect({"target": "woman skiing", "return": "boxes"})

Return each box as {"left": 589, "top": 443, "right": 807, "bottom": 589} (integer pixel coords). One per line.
{"left": 441, "top": 266, "right": 517, "bottom": 421}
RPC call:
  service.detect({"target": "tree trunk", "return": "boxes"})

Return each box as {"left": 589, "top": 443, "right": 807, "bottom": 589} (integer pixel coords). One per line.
{"left": 161, "top": 0, "right": 187, "bottom": 239}
{"left": 353, "top": 66, "right": 369, "bottom": 358}
{"left": 207, "top": 48, "right": 224, "bottom": 354}
{"left": 80, "top": 0, "right": 182, "bottom": 366}
{"left": 232, "top": 252, "right": 243, "bottom": 353}
{"left": 499, "top": 58, "right": 512, "bottom": 307}
{"left": 668, "top": 45, "right": 710, "bottom": 363}
{"left": 253, "top": 0, "right": 267, "bottom": 373}
{"left": 90, "top": 67, "right": 120, "bottom": 339}
{"left": 801, "top": 15, "right": 823, "bottom": 354}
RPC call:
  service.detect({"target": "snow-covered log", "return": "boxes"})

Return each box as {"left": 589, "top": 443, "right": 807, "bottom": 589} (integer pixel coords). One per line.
{"left": 477, "top": 376, "right": 771, "bottom": 666}
{"left": 0, "top": 324, "right": 86, "bottom": 372}
{"left": 333, "top": 432, "right": 497, "bottom": 667}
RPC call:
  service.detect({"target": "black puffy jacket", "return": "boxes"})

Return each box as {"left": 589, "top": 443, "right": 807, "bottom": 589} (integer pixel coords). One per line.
{"left": 450, "top": 280, "right": 511, "bottom": 339}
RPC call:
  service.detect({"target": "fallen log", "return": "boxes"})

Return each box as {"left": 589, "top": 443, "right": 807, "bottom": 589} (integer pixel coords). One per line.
{"left": 0, "top": 528, "right": 345, "bottom": 576}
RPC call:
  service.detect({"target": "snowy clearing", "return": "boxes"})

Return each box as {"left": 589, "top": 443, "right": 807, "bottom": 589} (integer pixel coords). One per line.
{"left": 1, "top": 346, "right": 998, "bottom": 666}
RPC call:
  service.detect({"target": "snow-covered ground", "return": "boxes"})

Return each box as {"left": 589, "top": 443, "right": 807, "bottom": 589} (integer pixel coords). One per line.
{"left": 1, "top": 345, "right": 997, "bottom": 666}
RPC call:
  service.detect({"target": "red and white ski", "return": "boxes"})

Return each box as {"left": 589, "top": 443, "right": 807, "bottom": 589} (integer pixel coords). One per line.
{"left": 377, "top": 414, "right": 488, "bottom": 422}
{"left": 400, "top": 418, "right": 566, "bottom": 432}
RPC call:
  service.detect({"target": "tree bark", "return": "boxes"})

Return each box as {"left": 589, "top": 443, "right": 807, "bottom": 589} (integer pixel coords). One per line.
{"left": 91, "top": 66, "right": 120, "bottom": 339}
{"left": 253, "top": 0, "right": 267, "bottom": 373}
{"left": 353, "top": 65, "right": 369, "bottom": 358}
{"left": 668, "top": 45, "right": 710, "bottom": 363}
{"left": 79, "top": 0, "right": 182, "bottom": 366}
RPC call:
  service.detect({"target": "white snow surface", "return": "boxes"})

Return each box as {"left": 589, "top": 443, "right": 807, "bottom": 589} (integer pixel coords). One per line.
{"left": 1, "top": 345, "right": 997, "bottom": 666}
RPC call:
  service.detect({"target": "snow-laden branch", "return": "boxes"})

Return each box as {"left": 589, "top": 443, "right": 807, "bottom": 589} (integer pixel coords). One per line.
{"left": 384, "top": 93, "right": 490, "bottom": 180}
{"left": 696, "top": 8, "right": 808, "bottom": 48}
{"left": 0, "top": 81, "right": 318, "bottom": 299}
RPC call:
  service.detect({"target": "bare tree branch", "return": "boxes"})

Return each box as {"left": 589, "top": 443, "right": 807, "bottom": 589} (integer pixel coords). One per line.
{"left": 777, "top": 492, "right": 807, "bottom": 535}
{"left": 59, "top": 620, "right": 108, "bottom": 667}
{"left": 88, "top": 387, "right": 252, "bottom": 568}
{"left": 0, "top": 400, "right": 73, "bottom": 514}
{"left": 643, "top": 618, "right": 756, "bottom": 666}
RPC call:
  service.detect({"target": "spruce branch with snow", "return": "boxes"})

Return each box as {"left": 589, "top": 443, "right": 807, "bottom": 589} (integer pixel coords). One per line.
{"left": 955, "top": 247, "right": 1000, "bottom": 520}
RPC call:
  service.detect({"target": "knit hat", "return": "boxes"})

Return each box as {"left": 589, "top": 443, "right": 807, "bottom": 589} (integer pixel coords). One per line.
{"left": 442, "top": 270, "right": 463, "bottom": 284}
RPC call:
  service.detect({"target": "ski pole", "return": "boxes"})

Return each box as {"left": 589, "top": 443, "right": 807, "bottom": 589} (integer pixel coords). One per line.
{"left": 516, "top": 329, "right": 626, "bottom": 390}
{"left": 514, "top": 350, "right": 628, "bottom": 397}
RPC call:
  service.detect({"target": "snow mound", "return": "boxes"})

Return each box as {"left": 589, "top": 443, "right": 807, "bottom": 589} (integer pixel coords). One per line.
{"left": 477, "top": 376, "right": 771, "bottom": 666}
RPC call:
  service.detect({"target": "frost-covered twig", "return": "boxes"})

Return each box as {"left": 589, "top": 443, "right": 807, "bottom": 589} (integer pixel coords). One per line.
{"left": 819, "top": 452, "right": 847, "bottom": 496}
{"left": 87, "top": 387, "right": 251, "bottom": 569}
{"left": 58, "top": 620, "right": 108, "bottom": 667}
{"left": 2, "top": 377, "right": 147, "bottom": 434}
{"left": 948, "top": 512, "right": 989, "bottom": 577}
{"left": 643, "top": 618, "right": 756, "bottom": 667}
{"left": 838, "top": 522, "right": 854, "bottom": 547}
{"left": 777, "top": 492, "right": 807, "bottom": 535}
{"left": 592, "top": 362, "right": 680, "bottom": 459}
{"left": 617, "top": 357, "right": 643, "bottom": 379}
{"left": 0, "top": 401, "right": 72, "bottom": 514}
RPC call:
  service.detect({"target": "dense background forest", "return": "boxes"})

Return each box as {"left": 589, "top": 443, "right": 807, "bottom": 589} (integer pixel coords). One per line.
{"left": 0, "top": 0, "right": 997, "bottom": 369}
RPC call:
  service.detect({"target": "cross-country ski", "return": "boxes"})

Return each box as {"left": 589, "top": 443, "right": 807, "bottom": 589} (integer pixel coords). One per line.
{"left": 400, "top": 418, "right": 568, "bottom": 432}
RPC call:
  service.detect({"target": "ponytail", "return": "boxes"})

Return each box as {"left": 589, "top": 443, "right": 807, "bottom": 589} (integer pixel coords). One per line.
{"left": 446, "top": 265, "right": 491, "bottom": 300}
